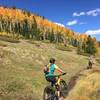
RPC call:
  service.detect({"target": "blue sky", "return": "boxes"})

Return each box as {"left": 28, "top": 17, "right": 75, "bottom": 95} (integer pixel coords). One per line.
{"left": 0, "top": 0, "right": 100, "bottom": 41}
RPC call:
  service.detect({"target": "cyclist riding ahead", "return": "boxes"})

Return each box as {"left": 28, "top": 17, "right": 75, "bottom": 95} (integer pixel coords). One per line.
{"left": 44, "top": 58, "right": 65, "bottom": 99}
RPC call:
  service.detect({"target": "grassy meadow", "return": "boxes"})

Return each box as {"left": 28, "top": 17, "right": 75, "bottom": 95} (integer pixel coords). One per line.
{"left": 0, "top": 36, "right": 100, "bottom": 100}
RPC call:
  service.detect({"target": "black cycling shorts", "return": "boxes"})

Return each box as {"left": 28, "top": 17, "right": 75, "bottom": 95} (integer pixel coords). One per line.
{"left": 46, "top": 76, "right": 57, "bottom": 84}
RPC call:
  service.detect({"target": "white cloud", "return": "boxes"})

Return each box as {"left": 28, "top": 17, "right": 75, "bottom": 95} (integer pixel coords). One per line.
{"left": 86, "top": 29, "right": 100, "bottom": 35}
{"left": 97, "top": 8, "right": 100, "bottom": 12}
{"left": 73, "top": 8, "right": 100, "bottom": 17}
{"left": 66, "top": 20, "right": 78, "bottom": 26}
{"left": 87, "top": 8, "right": 100, "bottom": 16}
{"left": 55, "top": 22, "right": 65, "bottom": 27}
{"left": 66, "top": 20, "right": 86, "bottom": 26}
{"left": 73, "top": 12, "right": 85, "bottom": 16}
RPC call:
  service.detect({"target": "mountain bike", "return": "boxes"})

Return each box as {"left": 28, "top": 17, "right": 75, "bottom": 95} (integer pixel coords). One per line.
{"left": 43, "top": 73, "right": 67, "bottom": 100}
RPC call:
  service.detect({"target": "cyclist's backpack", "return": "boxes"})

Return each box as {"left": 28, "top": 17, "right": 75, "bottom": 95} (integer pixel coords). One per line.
{"left": 43, "top": 64, "right": 50, "bottom": 75}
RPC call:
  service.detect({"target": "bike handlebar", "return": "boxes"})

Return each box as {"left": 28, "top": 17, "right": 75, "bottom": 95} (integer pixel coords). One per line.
{"left": 54, "top": 72, "right": 66, "bottom": 77}
{"left": 62, "top": 72, "right": 66, "bottom": 75}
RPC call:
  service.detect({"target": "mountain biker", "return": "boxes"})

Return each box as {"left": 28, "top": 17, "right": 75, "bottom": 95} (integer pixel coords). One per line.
{"left": 87, "top": 55, "right": 94, "bottom": 69}
{"left": 44, "top": 58, "right": 65, "bottom": 99}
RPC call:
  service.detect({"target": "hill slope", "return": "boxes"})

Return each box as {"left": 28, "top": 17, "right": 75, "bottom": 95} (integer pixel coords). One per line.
{"left": 65, "top": 68, "right": 100, "bottom": 100}
{"left": 0, "top": 6, "right": 99, "bottom": 55}
{"left": 0, "top": 38, "right": 100, "bottom": 100}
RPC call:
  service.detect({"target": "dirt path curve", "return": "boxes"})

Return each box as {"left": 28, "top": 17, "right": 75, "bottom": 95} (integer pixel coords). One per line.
{"left": 63, "top": 68, "right": 88, "bottom": 98}
{"left": 63, "top": 65, "right": 100, "bottom": 100}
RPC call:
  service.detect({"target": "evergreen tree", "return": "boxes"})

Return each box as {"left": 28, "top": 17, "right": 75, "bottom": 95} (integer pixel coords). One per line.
{"left": 48, "top": 30, "right": 55, "bottom": 42}
{"left": 30, "top": 16, "right": 40, "bottom": 40}
{"left": 23, "top": 19, "right": 30, "bottom": 38}
{"left": 85, "top": 35, "right": 97, "bottom": 55}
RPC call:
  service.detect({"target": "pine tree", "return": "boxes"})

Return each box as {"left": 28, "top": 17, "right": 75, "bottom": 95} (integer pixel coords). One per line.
{"left": 23, "top": 19, "right": 30, "bottom": 38}
{"left": 85, "top": 35, "right": 97, "bottom": 55}
{"left": 48, "top": 30, "right": 55, "bottom": 42}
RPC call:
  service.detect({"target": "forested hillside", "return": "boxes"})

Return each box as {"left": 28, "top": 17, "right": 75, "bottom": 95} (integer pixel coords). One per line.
{"left": 0, "top": 6, "right": 100, "bottom": 100}
{"left": 0, "top": 6, "right": 99, "bottom": 55}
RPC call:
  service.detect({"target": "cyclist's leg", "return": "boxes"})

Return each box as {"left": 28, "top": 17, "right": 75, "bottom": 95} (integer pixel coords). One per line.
{"left": 90, "top": 63, "right": 92, "bottom": 69}
{"left": 56, "top": 77, "right": 61, "bottom": 85}
{"left": 89, "top": 61, "right": 92, "bottom": 69}
{"left": 51, "top": 76, "right": 57, "bottom": 84}
{"left": 56, "top": 78, "right": 66, "bottom": 100}
{"left": 46, "top": 76, "right": 56, "bottom": 86}
{"left": 47, "top": 76, "right": 61, "bottom": 99}
{"left": 46, "top": 76, "right": 62, "bottom": 99}
{"left": 55, "top": 84, "right": 60, "bottom": 100}
{"left": 54, "top": 78, "right": 61, "bottom": 99}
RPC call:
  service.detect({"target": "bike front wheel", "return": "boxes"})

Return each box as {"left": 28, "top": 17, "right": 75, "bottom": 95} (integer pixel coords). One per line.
{"left": 60, "top": 79, "right": 68, "bottom": 98}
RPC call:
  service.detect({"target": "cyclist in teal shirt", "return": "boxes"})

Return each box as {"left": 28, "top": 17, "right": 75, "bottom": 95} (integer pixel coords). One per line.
{"left": 45, "top": 58, "right": 65, "bottom": 99}
{"left": 45, "top": 63, "right": 59, "bottom": 77}
{"left": 45, "top": 58, "right": 64, "bottom": 83}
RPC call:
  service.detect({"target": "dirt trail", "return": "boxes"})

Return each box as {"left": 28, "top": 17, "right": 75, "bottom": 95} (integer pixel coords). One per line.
{"left": 63, "top": 68, "right": 88, "bottom": 98}
{"left": 63, "top": 66, "right": 100, "bottom": 100}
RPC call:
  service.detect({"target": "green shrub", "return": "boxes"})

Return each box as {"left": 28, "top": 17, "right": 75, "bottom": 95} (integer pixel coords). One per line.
{"left": 77, "top": 48, "right": 89, "bottom": 56}
{"left": 77, "top": 51, "right": 90, "bottom": 56}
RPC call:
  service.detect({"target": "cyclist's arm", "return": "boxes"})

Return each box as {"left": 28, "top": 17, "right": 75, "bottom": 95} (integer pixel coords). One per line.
{"left": 55, "top": 65, "right": 64, "bottom": 74}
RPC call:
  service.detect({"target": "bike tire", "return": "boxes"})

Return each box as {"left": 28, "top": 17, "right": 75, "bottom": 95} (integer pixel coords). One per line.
{"left": 43, "top": 85, "right": 56, "bottom": 100}
{"left": 60, "top": 79, "right": 67, "bottom": 97}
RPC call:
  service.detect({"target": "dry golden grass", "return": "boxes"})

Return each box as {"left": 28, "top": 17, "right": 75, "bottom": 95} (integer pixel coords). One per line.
{"left": 0, "top": 38, "right": 100, "bottom": 100}
{"left": 65, "top": 68, "right": 100, "bottom": 100}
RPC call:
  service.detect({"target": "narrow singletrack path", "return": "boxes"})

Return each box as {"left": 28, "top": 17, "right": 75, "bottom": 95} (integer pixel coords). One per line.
{"left": 63, "top": 67, "right": 94, "bottom": 98}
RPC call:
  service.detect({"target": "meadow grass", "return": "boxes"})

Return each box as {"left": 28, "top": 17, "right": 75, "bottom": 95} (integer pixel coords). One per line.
{"left": 0, "top": 39, "right": 100, "bottom": 100}
{"left": 66, "top": 68, "right": 100, "bottom": 100}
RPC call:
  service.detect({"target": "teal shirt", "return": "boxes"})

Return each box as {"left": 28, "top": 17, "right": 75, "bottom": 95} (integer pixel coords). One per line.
{"left": 45, "top": 64, "right": 58, "bottom": 77}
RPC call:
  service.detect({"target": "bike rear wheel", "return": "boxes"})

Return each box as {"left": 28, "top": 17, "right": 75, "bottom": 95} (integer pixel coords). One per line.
{"left": 43, "top": 85, "right": 56, "bottom": 100}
